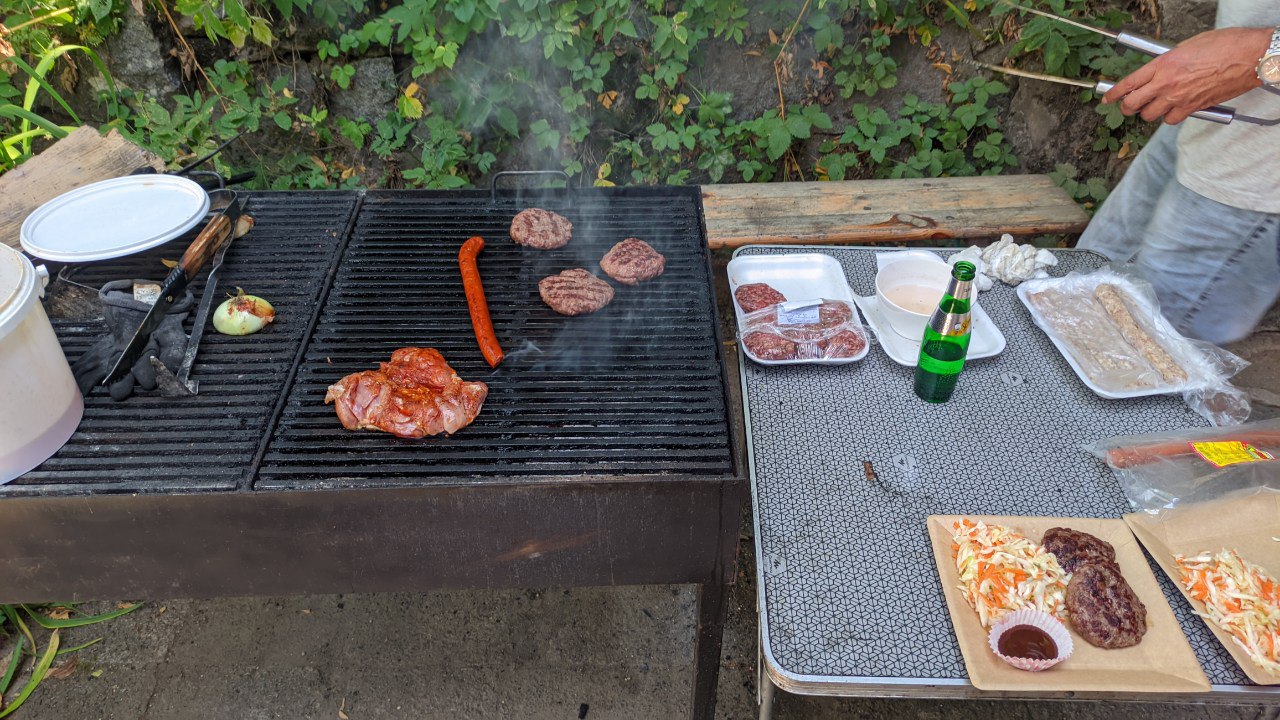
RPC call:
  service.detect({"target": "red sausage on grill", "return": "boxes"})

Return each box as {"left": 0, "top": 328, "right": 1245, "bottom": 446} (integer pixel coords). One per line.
{"left": 459, "top": 236, "right": 505, "bottom": 368}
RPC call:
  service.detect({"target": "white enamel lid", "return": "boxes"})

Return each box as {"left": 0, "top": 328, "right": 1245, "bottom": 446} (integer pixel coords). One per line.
{"left": 20, "top": 175, "right": 210, "bottom": 262}
{"left": 0, "top": 245, "right": 38, "bottom": 342}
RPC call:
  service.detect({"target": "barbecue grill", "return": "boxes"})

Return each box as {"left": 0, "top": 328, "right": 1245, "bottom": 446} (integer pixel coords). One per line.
{"left": 0, "top": 185, "right": 745, "bottom": 720}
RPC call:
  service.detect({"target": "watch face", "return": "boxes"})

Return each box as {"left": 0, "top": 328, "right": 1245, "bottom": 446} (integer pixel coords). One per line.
{"left": 1262, "top": 55, "right": 1280, "bottom": 84}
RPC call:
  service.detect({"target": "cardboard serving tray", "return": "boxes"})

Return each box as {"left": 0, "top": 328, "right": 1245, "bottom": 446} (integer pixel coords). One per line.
{"left": 927, "top": 514, "right": 1210, "bottom": 693}
{"left": 1126, "top": 491, "right": 1280, "bottom": 686}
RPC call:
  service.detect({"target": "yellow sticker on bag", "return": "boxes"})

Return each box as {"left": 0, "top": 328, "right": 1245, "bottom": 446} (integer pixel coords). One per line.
{"left": 1189, "top": 441, "right": 1277, "bottom": 468}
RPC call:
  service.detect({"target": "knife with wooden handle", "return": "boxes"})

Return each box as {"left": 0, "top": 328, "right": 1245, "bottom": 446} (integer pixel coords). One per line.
{"left": 101, "top": 196, "right": 246, "bottom": 386}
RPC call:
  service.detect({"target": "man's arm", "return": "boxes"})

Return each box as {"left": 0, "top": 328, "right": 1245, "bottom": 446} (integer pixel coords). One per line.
{"left": 1101, "top": 27, "right": 1272, "bottom": 124}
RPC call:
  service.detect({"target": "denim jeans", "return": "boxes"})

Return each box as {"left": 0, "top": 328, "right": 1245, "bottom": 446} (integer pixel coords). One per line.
{"left": 1077, "top": 124, "right": 1280, "bottom": 345}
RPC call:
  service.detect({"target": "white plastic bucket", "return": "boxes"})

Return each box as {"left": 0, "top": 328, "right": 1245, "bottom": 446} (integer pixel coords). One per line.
{"left": 0, "top": 244, "right": 83, "bottom": 483}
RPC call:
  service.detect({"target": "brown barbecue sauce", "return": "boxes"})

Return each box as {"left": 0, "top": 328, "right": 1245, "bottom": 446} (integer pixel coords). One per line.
{"left": 997, "top": 625, "right": 1057, "bottom": 660}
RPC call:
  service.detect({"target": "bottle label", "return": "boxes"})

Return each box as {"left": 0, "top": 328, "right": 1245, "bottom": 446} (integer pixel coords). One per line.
{"left": 1189, "top": 441, "right": 1276, "bottom": 468}
{"left": 928, "top": 312, "right": 971, "bottom": 337}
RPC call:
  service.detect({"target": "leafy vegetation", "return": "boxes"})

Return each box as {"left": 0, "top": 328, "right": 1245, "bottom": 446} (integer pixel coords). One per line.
{"left": 0, "top": 601, "right": 141, "bottom": 715}
{"left": 1, "top": 0, "right": 1155, "bottom": 200}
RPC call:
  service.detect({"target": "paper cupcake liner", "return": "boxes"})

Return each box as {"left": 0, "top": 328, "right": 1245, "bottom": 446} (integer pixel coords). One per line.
{"left": 988, "top": 608, "right": 1074, "bottom": 672}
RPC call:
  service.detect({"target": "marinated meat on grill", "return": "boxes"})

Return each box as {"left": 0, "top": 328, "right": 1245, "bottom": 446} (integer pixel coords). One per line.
{"left": 1065, "top": 561, "right": 1148, "bottom": 648}
{"left": 539, "top": 268, "right": 615, "bottom": 316}
{"left": 1042, "top": 527, "right": 1119, "bottom": 574}
{"left": 325, "top": 347, "right": 488, "bottom": 438}
{"left": 599, "top": 238, "right": 666, "bottom": 285}
{"left": 819, "top": 329, "right": 867, "bottom": 359}
{"left": 510, "top": 208, "right": 573, "bottom": 249}
{"left": 735, "top": 283, "right": 786, "bottom": 313}
{"left": 743, "top": 331, "right": 798, "bottom": 361}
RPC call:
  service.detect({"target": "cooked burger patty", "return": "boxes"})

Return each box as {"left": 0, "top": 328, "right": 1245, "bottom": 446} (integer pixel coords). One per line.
{"left": 510, "top": 208, "right": 573, "bottom": 249}
{"left": 743, "top": 331, "right": 798, "bottom": 361}
{"left": 735, "top": 283, "right": 786, "bottom": 313}
{"left": 539, "top": 268, "right": 615, "bottom": 316}
{"left": 1065, "top": 562, "right": 1148, "bottom": 649}
{"left": 1043, "top": 527, "right": 1119, "bottom": 573}
{"left": 600, "top": 238, "right": 665, "bottom": 285}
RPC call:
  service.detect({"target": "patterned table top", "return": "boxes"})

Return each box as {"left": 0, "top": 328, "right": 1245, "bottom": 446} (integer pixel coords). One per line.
{"left": 737, "top": 246, "right": 1263, "bottom": 696}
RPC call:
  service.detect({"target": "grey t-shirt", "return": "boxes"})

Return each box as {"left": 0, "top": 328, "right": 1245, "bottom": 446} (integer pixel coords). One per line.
{"left": 1175, "top": 0, "right": 1280, "bottom": 213}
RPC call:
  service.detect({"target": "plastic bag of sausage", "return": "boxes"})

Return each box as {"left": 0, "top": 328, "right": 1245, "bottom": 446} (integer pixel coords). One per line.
{"left": 1018, "top": 266, "right": 1250, "bottom": 426}
{"left": 739, "top": 299, "right": 870, "bottom": 365}
{"left": 1085, "top": 419, "right": 1280, "bottom": 511}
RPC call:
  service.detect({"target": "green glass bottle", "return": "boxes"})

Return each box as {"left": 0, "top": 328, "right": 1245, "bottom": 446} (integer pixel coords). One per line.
{"left": 913, "top": 261, "right": 976, "bottom": 403}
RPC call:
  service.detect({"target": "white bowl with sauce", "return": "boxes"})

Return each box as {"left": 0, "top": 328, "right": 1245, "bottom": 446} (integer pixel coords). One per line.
{"left": 874, "top": 254, "right": 953, "bottom": 340}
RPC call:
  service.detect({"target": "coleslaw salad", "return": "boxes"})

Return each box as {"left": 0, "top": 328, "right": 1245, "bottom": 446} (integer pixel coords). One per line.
{"left": 951, "top": 519, "right": 1070, "bottom": 628}
{"left": 1176, "top": 549, "right": 1280, "bottom": 676}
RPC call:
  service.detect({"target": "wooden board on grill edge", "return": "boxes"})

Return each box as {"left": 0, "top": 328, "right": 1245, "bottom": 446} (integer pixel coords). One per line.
{"left": 1126, "top": 491, "right": 1280, "bottom": 686}
{"left": 926, "top": 514, "right": 1210, "bottom": 693}
{"left": 0, "top": 126, "right": 165, "bottom": 250}
{"left": 700, "top": 176, "right": 1088, "bottom": 249}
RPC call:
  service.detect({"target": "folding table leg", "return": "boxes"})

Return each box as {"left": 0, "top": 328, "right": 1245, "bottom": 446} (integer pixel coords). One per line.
{"left": 690, "top": 579, "right": 729, "bottom": 720}
{"left": 757, "top": 622, "right": 775, "bottom": 720}
{"left": 757, "top": 673, "right": 775, "bottom": 720}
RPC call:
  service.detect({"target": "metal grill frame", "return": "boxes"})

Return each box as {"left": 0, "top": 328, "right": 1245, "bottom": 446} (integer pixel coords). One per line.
{"left": 0, "top": 187, "right": 746, "bottom": 720}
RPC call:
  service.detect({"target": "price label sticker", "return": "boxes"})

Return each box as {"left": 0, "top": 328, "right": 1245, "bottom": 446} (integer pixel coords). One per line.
{"left": 777, "top": 299, "right": 821, "bottom": 325}
{"left": 132, "top": 282, "right": 162, "bottom": 305}
{"left": 1190, "top": 441, "right": 1276, "bottom": 468}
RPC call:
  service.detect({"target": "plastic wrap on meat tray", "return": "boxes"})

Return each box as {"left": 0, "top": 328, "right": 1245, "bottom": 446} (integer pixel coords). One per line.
{"left": 739, "top": 299, "right": 868, "bottom": 363}
{"left": 1085, "top": 419, "right": 1280, "bottom": 511}
{"left": 1019, "top": 267, "right": 1249, "bottom": 426}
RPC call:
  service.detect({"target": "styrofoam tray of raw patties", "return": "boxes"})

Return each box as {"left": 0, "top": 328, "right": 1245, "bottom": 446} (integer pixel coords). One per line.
{"left": 726, "top": 252, "right": 869, "bottom": 366}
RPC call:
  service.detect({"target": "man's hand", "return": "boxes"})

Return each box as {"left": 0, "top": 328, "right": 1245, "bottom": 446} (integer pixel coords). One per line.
{"left": 1101, "top": 27, "right": 1270, "bottom": 124}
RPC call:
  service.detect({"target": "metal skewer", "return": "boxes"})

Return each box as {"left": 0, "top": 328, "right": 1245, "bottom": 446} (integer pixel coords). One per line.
{"left": 963, "top": 59, "right": 1238, "bottom": 124}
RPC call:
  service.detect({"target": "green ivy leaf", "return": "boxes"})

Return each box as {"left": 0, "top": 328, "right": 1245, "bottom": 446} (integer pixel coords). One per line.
{"left": 785, "top": 114, "right": 811, "bottom": 139}
{"left": 1043, "top": 32, "right": 1070, "bottom": 74}
{"left": 88, "top": 0, "right": 113, "bottom": 20}
{"left": 766, "top": 123, "right": 791, "bottom": 161}
{"left": 494, "top": 107, "right": 519, "bottom": 136}
{"left": 273, "top": 111, "right": 292, "bottom": 130}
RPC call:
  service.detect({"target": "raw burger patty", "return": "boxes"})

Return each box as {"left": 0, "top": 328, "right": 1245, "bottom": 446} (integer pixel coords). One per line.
{"left": 735, "top": 283, "right": 786, "bottom": 313}
{"left": 510, "top": 208, "right": 573, "bottom": 249}
{"left": 539, "top": 268, "right": 615, "bottom": 316}
{"left": 1065, "top": 562, "right": 1148, "bottom": 649}
{"left": 819, "top": 329, "right": 866, "bottom": 359}
{"left": 1042, "top": 527, "right": 1118, "bottom": 573}
{"left": 743, "top": 331, "right": 797, "bottom": 361}
{"left": 768, "top": 301, "right": 856, "bottom": 343}
{"left": 600, "top": 238, "right": 665, "bottom": 285}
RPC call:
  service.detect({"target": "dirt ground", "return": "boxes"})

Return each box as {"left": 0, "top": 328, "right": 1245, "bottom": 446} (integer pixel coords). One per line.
{"left": 13, "top": 273, "right": 1280, "bottom": 720}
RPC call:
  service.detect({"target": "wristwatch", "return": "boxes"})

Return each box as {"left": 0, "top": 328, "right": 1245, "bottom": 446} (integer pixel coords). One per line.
{"left": 1259, "top": 26, "right": 1280, "bottom": 87}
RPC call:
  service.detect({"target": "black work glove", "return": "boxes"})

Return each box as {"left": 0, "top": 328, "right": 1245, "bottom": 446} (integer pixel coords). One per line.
{"left": 71, "top": 280, "right": 195, "bottom": 401}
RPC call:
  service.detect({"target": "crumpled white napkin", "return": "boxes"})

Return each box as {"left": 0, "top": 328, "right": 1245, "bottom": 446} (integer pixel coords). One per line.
{"left": 948, "top": 234, "right": 1057, "bottom": 291}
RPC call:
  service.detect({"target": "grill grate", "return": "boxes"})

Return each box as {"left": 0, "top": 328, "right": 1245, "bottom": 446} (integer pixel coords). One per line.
{"left": 13, "top": 187, "right": 736, "bottom": 496}
{"left": 8, "top": 192, "right": 360, "bottom": 496}
{"left": 256, "top": 187, "right": 736, "bottom": 489}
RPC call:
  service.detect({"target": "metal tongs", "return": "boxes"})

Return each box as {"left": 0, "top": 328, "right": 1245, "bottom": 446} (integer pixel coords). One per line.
{"left": 969, "top": 3, "right": 1280, "bottom": 126}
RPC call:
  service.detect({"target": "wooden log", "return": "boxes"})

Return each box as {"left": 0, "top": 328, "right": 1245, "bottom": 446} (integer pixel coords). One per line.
{"left": 700, "top": 175, "right": 1089, "bottom": 249}
{"left": 0, "top": 126, "right": 165, "bottom": 250}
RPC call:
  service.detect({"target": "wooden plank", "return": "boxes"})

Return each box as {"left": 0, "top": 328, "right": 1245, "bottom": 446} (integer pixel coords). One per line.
{"left": 0, "top": 126, "right": 165, "bottom": 249}
{"left": 700, "top": 175, "right": 1089, "bottom": 249}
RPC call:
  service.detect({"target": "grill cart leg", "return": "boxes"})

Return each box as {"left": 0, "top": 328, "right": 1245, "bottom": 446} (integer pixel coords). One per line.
{"left": 691, "top": 578, "right": 729, "bottom": 720}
